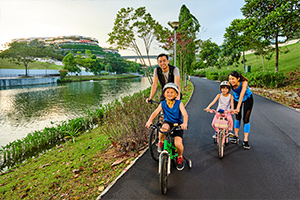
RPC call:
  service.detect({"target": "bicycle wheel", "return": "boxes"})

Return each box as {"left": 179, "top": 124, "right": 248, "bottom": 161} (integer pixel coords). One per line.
{"left": 160, "top": 154, "right": 168, "bottom": 195}
{"left": 149, "top": 128, "right": 159, "bottom": 161}
{"left": 218, "top": 131, "right": 224, "bottom": 158}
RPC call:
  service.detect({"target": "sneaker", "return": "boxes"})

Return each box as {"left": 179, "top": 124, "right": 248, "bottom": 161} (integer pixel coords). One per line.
{"left": 231, "top": 136, "right": 239, "bottom": 144}
{"left": 243, "top": 141, "right": 251, "bottom": 149}
{"left": 228, "top": 131, "right": 234, "bottom": 137}
{"left": 212, "top": 132, "right": 217, "bottom": 139}
{"left": 157, "top": 142, "right": 164, "bottom": 153}
{"left": 176, "top": 156, "right": 185, "bottom": 171}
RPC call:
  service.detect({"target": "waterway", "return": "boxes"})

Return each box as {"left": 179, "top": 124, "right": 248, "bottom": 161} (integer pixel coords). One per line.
{"left": 0, "top": 77, "right": 150, "bottom": 147}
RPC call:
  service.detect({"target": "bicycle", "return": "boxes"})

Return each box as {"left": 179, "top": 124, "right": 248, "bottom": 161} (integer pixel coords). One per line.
{"left": 205, "top": 109, "right": 232, "bottom": 159}
{"left": 151, "top": 123, "right": 192, "bottom": 194}
{"left": 148, "top": 100, "right": 164, "bottom": 162}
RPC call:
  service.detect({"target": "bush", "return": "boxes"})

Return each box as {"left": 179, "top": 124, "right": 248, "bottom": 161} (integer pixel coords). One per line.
{"left": 192, "top": 70, "right": 206, "bottom": 77}
{"left": 246, "top": 72, "right": 286, "bottom": 88}
{"left": 206, "top": 71, "right": 219, "bottom": 80}
{"left": 59, "top": 69, "right": 68, "bottom": 79}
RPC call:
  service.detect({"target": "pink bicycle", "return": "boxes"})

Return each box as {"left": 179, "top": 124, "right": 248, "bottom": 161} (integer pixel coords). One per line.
{"left": 206, "top": 109, "right": 231, "bottom": 158}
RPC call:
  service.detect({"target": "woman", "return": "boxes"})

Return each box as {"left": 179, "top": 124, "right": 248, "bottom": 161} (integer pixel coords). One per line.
{"left": 228, "top": 71, "right": 253, "bottom": 149}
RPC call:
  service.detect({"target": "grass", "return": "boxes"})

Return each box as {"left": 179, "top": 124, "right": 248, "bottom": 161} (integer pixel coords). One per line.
{"left": 0, "top": 58, "right": 62, "bottom": 70}
{"left": 58, "top": 74, "right": 140, "bottom": 82}
{"left": 0, "top": 80, "right": 194, "bottom": 199}
{"left": 228, "top": 41, "right": 300, "bottom": 75}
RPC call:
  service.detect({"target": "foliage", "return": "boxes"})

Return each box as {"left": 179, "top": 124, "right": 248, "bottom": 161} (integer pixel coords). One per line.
{"left": 206, "top": 71, "right": 219, "bottom": 80}
{"left": 245, "top": 71, "right": 286, "bottom": 88}
{"left": 198, "top": 39, "right": 220, "bottom": 69}
{"left": 107, "top": 7, "right": 169, "bottom": 84}
{"left": 59, "top": 69, "right": 68, "bottom": 79}
{"left": 0, "top": 40, "right": 62, "bottom": 76}
{"left": 62, "top": 53, "right": 81, "bottom": 74}
{"left": 241, "top": 0, "right": 300, "bottom": 72}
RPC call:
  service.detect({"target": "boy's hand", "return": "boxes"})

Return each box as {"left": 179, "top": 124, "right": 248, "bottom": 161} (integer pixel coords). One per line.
{"left": 180, "top": 123, "right": 188, "bottom": 130}
{"left": 146, "top": 98, "right": 151, "bottom": 103}
{"left": 145, "top": 121, "right": 152, "bottom": 128}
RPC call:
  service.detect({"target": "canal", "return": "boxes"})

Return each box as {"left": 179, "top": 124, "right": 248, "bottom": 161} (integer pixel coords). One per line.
{"left": 0, "top": 77, "right": 150, "bottom": 147}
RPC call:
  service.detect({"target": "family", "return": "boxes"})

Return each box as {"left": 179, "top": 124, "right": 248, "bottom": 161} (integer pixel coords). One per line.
{"left": 145, "top": 53, "right": 254, "bottom": 170}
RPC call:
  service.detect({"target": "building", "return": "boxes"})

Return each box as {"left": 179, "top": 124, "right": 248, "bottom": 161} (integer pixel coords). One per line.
{"left": 11, "top": 35, "right": 118, "bottom": 54}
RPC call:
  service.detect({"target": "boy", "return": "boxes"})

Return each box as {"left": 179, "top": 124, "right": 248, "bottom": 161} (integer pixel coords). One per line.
{"left": 146, "top": 83, "right": 188, "bottom": 170}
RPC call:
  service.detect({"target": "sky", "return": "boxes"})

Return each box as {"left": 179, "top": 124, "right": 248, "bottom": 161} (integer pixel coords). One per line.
{"left": 0, "top": 0, "right": 245, "bottom": 56}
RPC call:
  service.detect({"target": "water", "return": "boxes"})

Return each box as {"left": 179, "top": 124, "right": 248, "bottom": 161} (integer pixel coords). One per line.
{"left": 0, "top": 77, "right": 150, "bottom": 147}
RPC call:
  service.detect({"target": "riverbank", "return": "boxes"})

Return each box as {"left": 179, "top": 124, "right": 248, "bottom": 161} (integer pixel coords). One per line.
{"left": 57, "top": 74, "right": 141, "bottom": 83}
{"left": 0, "top": 80, "right": 193, "bottom": 199}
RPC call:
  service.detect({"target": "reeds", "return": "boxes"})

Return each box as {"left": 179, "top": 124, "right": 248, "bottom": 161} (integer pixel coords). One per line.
{"left": 0, "top": 88, "right": 155, "bottom": 171}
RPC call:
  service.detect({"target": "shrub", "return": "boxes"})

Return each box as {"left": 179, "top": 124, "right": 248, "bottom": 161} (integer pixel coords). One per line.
{"left": 59, "top": 69, "right": 68, "bottom": 79}
{"left": 246, "top": 72, "right": 286, "bottom": 88}
{"left": 206, "top": 71, "right": 219, "bottom": 80}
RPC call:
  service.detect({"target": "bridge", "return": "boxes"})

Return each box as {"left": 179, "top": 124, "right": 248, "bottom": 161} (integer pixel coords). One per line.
{"left": 120, "top": 55, "right": 157, "bottom": 59}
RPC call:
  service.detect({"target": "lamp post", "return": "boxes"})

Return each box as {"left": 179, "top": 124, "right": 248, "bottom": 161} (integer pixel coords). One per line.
{"left": 170, "top": 21, "right": 180, "bottom": 68}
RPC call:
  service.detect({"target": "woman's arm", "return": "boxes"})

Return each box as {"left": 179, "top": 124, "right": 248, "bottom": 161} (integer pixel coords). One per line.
{"left": 235, "top": 81, "right": 248, "bottom": 113}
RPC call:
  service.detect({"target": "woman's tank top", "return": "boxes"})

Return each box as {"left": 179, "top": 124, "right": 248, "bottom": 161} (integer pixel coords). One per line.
{"left": 232, "top": 82, "right": 252, "bottom": 102}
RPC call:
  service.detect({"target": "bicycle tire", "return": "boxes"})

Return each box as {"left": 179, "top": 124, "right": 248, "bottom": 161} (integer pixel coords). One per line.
{"left": 160, "top": 154, "right": 168, "bottom": 195}
{"left": 218, "top": 131, "right": 224, "bottom": 158}
{"left": 149, "top": 128, "right": 159, "bottom": 161}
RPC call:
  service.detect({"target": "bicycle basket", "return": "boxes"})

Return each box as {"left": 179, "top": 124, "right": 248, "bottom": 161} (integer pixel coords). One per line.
{"left": 214, "top": 118, "right": 228, "bottom": 129}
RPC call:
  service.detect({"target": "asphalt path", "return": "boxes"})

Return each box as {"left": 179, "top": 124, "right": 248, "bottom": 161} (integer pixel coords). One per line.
{"left": 100, "top": 76, "right": 300, "bottom": 200}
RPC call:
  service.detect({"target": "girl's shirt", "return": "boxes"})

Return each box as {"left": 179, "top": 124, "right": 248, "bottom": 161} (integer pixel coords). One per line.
{"left": 217, "top": 93, "right": 231, "bottom": 111}
{"left": 232, "top": 82, "right": 252, "bottom": 102}
{"left": 161, "top": 100, "right": 183, "bottom": 124}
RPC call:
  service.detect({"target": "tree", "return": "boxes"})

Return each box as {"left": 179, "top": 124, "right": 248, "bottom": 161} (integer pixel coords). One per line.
{"left": 241, "top": 0, "right": 300, "bottom": 72}
{"left": 0, "top": 40, "right": 58, "bottom": 76}
{"left": 199, "top": 39, "right": 221, "bottom": 70}
{"left": 223, "top": 19, "right": 252, "bottom": 73}
{"left": 107, "top": 7, "right": 170, "bottom": 84}
{"left": 62, "top": 53, "right": 81, "bottom": 74}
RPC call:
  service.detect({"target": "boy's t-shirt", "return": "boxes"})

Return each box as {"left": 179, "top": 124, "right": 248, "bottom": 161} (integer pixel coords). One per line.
{"left": 161, "top": 100, "right": 183, "bottom": 124}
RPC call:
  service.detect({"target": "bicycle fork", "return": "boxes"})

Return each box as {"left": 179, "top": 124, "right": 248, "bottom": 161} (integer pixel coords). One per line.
{"left": 158, "top": 151, "right": 171, "bottom": 175}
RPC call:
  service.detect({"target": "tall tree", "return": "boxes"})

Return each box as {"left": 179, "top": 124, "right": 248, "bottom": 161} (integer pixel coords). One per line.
{"left": 199, "top": 39, "right": 221, "bottom": 70}
{"left": 0, "top": 40, "right": 58, "bottom": 76}
{"left": 223, "top": 19, "right": 252, "bottom": 73}
{"left": 63, "top": 53, "right": 81, "bottom": 74}
{"left": 241, "top": 0, "right": 300, "bottom": 72}
{"left": 107, "top": 7, "right": 170, "bottom": 84}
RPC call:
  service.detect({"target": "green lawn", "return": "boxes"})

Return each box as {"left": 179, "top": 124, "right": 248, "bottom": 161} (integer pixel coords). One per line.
{"left": 228, "top": 41, "right": 300, "bottom": 74}
{"left": 0, "top": 58, "right": 62, "bottom": 70}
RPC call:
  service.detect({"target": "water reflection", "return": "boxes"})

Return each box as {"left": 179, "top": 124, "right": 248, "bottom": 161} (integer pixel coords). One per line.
{"left": 0, "top": 77, "right": 150, "bottom": 147}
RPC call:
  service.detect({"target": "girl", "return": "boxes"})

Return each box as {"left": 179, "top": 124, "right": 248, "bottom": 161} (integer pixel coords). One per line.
{"left": 205, "top": 81, "right": 234, "bottom": 138}
{"left": 228, "top": 71, "right": 253, "bottom": 149}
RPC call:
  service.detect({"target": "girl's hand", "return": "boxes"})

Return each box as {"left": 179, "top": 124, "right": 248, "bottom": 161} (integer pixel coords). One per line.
{"left": 204, "top": 107, "right": 210, "bottom": 112}
{"left": 180, "top": 123, "right": 188, "bottom": 130}
{"left": 145, "top": 121, "right": 152, "bottom": 128}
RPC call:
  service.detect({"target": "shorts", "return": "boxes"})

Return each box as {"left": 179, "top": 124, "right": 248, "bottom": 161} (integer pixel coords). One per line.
{"left": 163, "top": 121, "right": 184, "bottom": 138}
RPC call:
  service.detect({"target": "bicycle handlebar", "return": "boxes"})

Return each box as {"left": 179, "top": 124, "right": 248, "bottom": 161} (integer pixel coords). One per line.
{"left": 148, "top": 99, "right": 160, "bottom": 104}
{"left": 150, "top": 124, "right": 183, "bottom": 135}
{"left": 204, "top": 109, "right": 230, "bottom": 117}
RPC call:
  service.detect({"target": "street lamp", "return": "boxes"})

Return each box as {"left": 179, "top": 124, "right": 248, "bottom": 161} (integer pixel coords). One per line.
{"left": 170, "top": 21, "right": 180, "bottom": 67}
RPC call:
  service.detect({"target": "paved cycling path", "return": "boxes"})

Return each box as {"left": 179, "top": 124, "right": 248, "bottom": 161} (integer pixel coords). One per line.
{"left": 100, "top": 76, "right": 300, "bottom": 199}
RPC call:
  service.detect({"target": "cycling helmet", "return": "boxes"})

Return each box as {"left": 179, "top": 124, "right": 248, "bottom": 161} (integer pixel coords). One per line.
{"left": 220, "top": 81, "right": 230, "bottom": 91}
{"left": 163, "top": 82, "right": 179, "bottom": 94}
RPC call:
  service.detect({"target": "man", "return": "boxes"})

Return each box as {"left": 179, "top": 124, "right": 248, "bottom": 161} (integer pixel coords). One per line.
{"left": 146, "top": 53, "right": 181, "bottom": 102}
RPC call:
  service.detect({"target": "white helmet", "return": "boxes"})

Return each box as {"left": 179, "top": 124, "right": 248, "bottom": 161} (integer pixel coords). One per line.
{"left": 220, "top": 81, "right": 230, "bottom": 91}
{"left": 163, "top": 82, "right": 179, "bottom": 93}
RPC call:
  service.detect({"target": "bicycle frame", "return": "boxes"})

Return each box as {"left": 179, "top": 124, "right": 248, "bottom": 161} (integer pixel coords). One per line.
{"left": 158, "top": 126, "right": 179, "bottom": 175}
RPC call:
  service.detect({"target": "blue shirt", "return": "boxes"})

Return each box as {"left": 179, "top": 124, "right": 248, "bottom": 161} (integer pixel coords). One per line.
{"left": 161, "top": 100, "right": 183, "bottom": 124}
{"left": 232, "top": 82, "right": 252, "bottom": 102}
